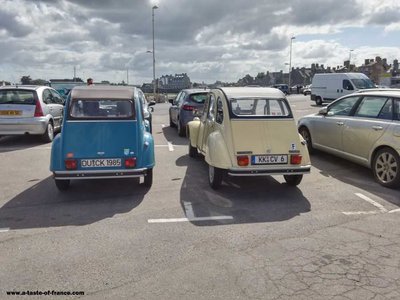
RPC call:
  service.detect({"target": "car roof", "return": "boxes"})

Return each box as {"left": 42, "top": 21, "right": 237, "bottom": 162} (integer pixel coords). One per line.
{"left": 70, "top": 86, "right": 136, "bottom": 99}
{"left": 352, "top": 89, "right": 400, "bottom": 97}
{"left": 218, "top": 87, "right": 285, "bottom": 99}
{"left": 181, "top": 88, "right": 209, "bottom": 94}
{"left": 0, "top": 85, "right": 44, "bottom": 91}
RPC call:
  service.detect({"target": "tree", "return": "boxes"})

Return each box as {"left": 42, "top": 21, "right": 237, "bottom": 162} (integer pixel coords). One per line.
{"left": 20, "top": 76, "right": 32, "bottom": 85}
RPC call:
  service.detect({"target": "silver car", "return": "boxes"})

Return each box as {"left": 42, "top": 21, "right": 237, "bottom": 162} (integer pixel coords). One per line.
{"left": 298, "top": 89, "right": 400, "bottom": 188}
{"left": 0, "top": 85, "right": 65, "bottom": 142}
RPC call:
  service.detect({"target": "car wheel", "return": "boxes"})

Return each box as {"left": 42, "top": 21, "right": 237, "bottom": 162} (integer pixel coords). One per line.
{"left": 188, "top": 142, "right": 198, "bottom": 158}
{"left": 373, "top": 148, "right": 400, "bottom": 188}
{"left": 42, "top": 122, "right": 54, "bottom": 143}
{"left": 284, "top": 175, "right": 303, "bottom": 186}
{"left": 169, "top": 115, "right": 176, "bottom": 128}
{"left": 299, "top": 127, "right": 314, "bottom": 154}
{"left": 208, "top": 165, "right": 223, "bottom": 189}
{"left": 178, "top": 119, "right": 186, "bottom": 137}
{"left": 144, "top": 168, "right": 153, "bottom": 188}
{"left": 315, "top": 97, "right": 322, "bottom": 106}
{"left": 55, "top": 179, "right": 70, "bottom": 191}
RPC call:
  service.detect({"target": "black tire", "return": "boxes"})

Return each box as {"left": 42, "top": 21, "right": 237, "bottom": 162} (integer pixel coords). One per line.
{"left": 299, "top": 127, "right": 314, "bottom": 154}
{"left": 42, "top": 122, "right": 54, "bottom": 143}
{"left": 177, "top": 119, "right": 186, "bottom": 137}
{"left": 55, "top": 179, "right": 70, "bottom": 191}
{"left": 144, "top": 168, "right": 153, "bottom": 187}
{"left": 188, "top": 142, "right": 198, "bottom": 158}
{"left": 315, "top": 97, "right": 322, "bottom": 106}
{"left": 284, "top": 175, "right": 303, "bottom": 186}
{"left": 372, "top": 148, "right": 400, "bottom": 188}
{"left": 208, "top": 165, "right": 223, "bottom": 189}
{"left": 169, "top": 115, "right": 176, "bottom": 128}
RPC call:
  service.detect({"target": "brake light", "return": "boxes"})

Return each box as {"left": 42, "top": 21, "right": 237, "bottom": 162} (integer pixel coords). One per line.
{"left": 34, "top": 100, "right": 44, "bottom": 117}
{"left": 237, "top": 155, "right": 249, "bottom": 166}
{"left": 125, "top": 157, "right": 136, "bottom": 168}
{"left": 182, "top": 104, "right": 195, "bottom": 111}
{"left": 290, "top": 154, "right": 302, "bottom": 165}
{"left": 65, "top": 159, "right": 77, "bottom": 170}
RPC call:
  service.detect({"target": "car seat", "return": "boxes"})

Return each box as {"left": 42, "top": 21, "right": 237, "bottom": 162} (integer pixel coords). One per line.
{"left": 83, "top": 101, "right": 100, "bottom": 116}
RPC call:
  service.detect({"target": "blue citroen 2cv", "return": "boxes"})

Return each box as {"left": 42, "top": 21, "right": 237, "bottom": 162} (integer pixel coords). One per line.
{"left": 50, "top": 86, "right": 155, "bottom": 191}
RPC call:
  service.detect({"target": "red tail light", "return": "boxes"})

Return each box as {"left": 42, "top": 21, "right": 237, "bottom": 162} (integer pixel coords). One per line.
{"left": 65, "top": 159, "right": 77, "bottom": 170}
{"left": 237, "top": 155, "right": 249, "bottom": 166}
{"left": 34, "top": 100, "right": 44, "bottom": 117}
{"left": 182, "top": 104, "right": 195, "bottom": 111}
{"left": 125, "top": 157, "right": 136, "bottom": 168}
{"left": 290, "top": 154, "right": 302, "bottom": 165}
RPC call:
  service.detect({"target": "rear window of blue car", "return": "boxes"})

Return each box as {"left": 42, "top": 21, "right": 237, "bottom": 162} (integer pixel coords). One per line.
{"left": 69, "top": 99, "right": 135, "bottom": 120}
{"left": 188, "top": 93, "right": 208, "bottom": 104}
{"left": 0, "top": 90, "right": 36, "bottom": 105}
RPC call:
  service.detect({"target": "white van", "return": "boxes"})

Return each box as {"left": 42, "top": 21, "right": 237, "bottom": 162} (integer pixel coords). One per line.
{"left": 311, "top": 73, "right": 374, "bottom": 105}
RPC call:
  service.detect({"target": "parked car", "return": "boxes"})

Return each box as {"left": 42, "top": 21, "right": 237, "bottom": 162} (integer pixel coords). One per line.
{"left": 298, "top": 89, "right": 400, "bottom": 188}
{"left": 138, "top": 89, "right": 155, "bottom": 133}
{"left": 50, "top": 86, "right": 155, "bottom": 191}
{"left": 187, "top": 87, "right": 311, "bottom": 189}
{"left": 311, "top": 73, "right": 374, "bottom": 105}
{"left": 302, "top": 85, "right": 311, "bottom": 95}
{"left": 272, "top": 84, "right": 290, "bottom": 95}
{"left": 169, "top": 89, "right": 209, "bottom": 136}
{"left": 0, "top": 85, "right": 65, "bottom": 142}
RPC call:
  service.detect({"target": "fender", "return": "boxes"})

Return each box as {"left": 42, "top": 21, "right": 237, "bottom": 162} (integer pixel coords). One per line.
{"left": 187, "top": 118, "right": 201, "bottom": 147}
{"left": 205, "top": 131, "right": 231, "bottom": 169}
{"left": 297, "top": 133, "right": 311, "bottom": 165}
{"left": 50, "top": 134, "right": 63, "bottom": 171}
{"left": 140, "top": 132, "right": 155, "bottom": 169}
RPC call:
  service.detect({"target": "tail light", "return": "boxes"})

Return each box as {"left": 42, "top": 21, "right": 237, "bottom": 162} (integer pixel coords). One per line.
{"left": 125, "top": 157, "right": 136, "bottom": 168}
{"left": 237, "top": 155, "right": 249, "bottom": 166}
{"left": 65, "top": 159, "right": 77, "bottom": 170}
{"left": 290, "top": 154, "right": 302, "bottom": 165}
{"left": 34, "top": 100, "right": 44, "bottom": 117}
{"left": 182, "top": 104, "right": 195, "bottom": 111}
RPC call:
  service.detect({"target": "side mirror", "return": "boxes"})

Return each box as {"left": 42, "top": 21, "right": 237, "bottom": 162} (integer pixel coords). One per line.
{"left": 319, "top": 107, "right": 328, "bottom": 115}
{"left": 149, "top": 101, "right": 156, "bottom": 107}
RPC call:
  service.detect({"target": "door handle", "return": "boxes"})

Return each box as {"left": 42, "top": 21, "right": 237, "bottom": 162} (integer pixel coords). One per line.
{"left": 336, "top": 122, "right": 344, "bottom": 126}
{"left": 372, "top": 126, "right": 383, "bottom": 131}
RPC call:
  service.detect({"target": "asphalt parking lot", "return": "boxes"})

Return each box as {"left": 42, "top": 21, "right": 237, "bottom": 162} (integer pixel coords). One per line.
{"left": 1, "top": 94, "right": 400, "bottom": 299}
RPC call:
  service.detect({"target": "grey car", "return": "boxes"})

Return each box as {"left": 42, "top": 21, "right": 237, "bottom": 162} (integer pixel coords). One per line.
{"left": 169, "top": 89, "right": 209, "bottom": 136}
{"left": 0, "top": 85, "right": 65, "bottom": 142}
{"left": 298, "top": 89, "right": 400, "bottom": 188}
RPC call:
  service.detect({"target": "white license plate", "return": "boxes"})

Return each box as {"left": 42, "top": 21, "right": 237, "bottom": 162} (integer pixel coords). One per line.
{"left": 252, "top": 155, "right": 288, "bottom": 165}
{"left": 81, "top": 158, "right": 121, "bottom": 168}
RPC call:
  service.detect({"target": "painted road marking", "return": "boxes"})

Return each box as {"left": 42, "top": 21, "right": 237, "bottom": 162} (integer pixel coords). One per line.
{"left": 0, "top": 228, "right": 10, "bottom": 233}
{"left": 342, "top": 211, "right": 379, "bottom": 216}
{"left": 355, "top": 193, "right": 388, "bottom": 212}
{"left": 389, "top": 208, "right": 400, "bottom": 214}
{"left": 167, "top": 142, "right": 174, "bottom": 152}
{"left": 148, "top": 216, "right": 233, "bottom": 223}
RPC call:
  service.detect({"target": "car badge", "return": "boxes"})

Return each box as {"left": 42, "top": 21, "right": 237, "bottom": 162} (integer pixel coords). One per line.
{"left": 124, "top": 149, "right": 130, "bottom": 155}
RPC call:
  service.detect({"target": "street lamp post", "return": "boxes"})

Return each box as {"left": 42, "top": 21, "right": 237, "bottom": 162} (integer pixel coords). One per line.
{"left": 152, "top": 5, "right": 158, "bottom": 101}
{"left": 349, "top": 49, "right": 354, "bottom": 70}
{"left": 288, "top": 36, "right": 295, "bottom": 90}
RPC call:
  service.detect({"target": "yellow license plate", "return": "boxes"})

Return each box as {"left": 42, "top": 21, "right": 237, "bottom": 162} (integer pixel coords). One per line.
{"left": 0, "top": 110, "right": 22, "bottom": 116}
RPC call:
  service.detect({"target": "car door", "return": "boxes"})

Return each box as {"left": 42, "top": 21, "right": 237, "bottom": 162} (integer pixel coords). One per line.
{"left": 200, "top": 93, "right": 217, "bottom": 153}
{"left": 342, "top": 96, "right": 392, "bottom": 162}
{"left": 49, "top": 89, "right": 65, "bottom": 129}
{"left": 196, "top": 93, "right": 211, "bottom": 151}
{"left": 170, "top": 92, "right": 183, "bottom": 123}
{"left": 313, "top": 95, "right": 360, "bottom": 152}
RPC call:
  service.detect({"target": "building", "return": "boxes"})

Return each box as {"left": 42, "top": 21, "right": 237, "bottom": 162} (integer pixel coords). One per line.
{"left": 158, "top": 73, "right": 191, "bottom": 93}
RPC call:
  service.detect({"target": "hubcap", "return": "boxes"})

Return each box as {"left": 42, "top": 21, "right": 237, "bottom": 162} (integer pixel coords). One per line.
{"left": 375, "top": 152, "right": 398, "bottom": 183}
{"left": 48, "top": 124, "right": 54, "bottom": 139}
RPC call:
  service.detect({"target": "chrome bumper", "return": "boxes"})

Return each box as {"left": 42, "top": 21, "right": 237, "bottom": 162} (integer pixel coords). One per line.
{"left": 53, "top": 168, "right": 148, "bottom": 180}
{"left": 0, "top": 117, "right": 47, "bottom": 135}
{"left": 228, "top": 165, "right": 311, "bottom": 177}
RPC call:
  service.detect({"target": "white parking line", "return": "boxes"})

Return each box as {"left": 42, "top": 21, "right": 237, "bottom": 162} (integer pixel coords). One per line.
{"left": 342, "top": 211, "right": 379, "bottom": 216}
{"left": 355, "top": 193, "right": 388, "bottom": 212}
{"left": 389, "top": 208, "right": 400, "bottom": 214}
{"left": 0, "top": 228, "right": 10, "bottom": 233}
{"left": 148, "top": 216, "right": 233, "bottom": 223}
{"left": 167, "top": 142, "right": 174, "bottom": 152}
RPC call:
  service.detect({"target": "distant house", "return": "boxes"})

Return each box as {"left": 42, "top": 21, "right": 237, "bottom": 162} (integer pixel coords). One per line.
{"left": 159, "top": 73, "right": 191, "bottom": 92}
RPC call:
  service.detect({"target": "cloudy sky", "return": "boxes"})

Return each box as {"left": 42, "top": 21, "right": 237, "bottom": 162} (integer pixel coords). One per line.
{"left": 0, "top": 0, "right": 399, "bottom": 84}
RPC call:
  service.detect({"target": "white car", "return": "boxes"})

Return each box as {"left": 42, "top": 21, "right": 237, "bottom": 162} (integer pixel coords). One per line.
{"left": 0, "top": 85, "right": 65, "bottom": 142}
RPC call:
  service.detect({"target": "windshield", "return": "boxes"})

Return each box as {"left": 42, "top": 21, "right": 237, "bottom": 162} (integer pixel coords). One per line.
{"left": 351, "top": 78, "right": 375, "bottom": 89}
{"left": 229, "top": 98, "right": 291, "bottom": 118}
{"left": 0, "top": 90, "right": 36, "bottom": 105}
{"left": 69, "top": 99, "right": 135, "bottom": 120}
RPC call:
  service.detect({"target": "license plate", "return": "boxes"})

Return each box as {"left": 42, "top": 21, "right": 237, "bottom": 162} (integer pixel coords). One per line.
{"left": 81, "top": 158, "right": 121, "bottom": 168}
{"left": 0, "top": 110, "right": 22, "bottom": 116}
{"left": 252, "top": 155, "right": 288, "bottom": 165}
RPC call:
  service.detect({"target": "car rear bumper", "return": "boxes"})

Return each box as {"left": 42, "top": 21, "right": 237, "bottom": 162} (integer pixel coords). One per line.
{"left": 227, "top": 165, "right": 311, "bottom": 176}
{"left": 0, "top": 117, "right": 48, "bottom": 135}
{"left": 53, "top": 168, "right": 148, "bottom": 180}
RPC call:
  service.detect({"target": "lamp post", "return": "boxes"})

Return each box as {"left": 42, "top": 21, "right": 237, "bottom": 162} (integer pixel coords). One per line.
{"left": 152, "top": 5, "right": 158, "bottom": 101}
{"left": 288, "top": 36, "right": 295, "bottom": 90}
{"left": 349, "top": 49, "right": 354, "bottom": 70}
